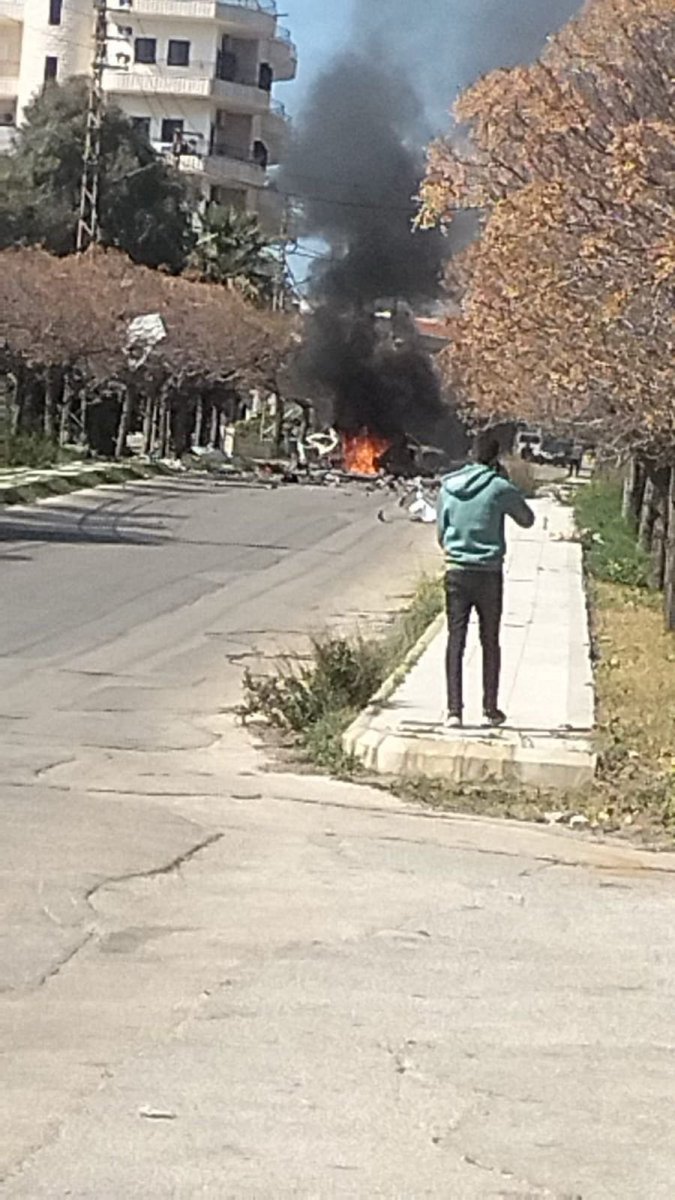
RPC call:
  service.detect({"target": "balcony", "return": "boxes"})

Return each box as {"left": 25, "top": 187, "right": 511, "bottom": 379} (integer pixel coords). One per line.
{"left": 0, "top": 123, "right": 16, "bottom": 151}
{"left": 110, "top": 69, "right": 271, "bottom": 114}
{"left": 158, "top": 141, "right": 265, "bottom": 189}
{"left": 205, "top": 148, "right": 265, "bottom": 187}
{"left": 217, "top": 0, "right": 276, "bottom": 36}
{"left": 268, "top": 26, "right": 297, "bottom": 82}
{"left": 260, "top": 97, "right": 288, "bottom": 152}
{"left": 253, "top": 184, "right": 284, "bottom": 233}
{"left": 109, "top": 0, "right": 276, "bottom": 37}
{"left": 0, "top": 0, "right": 22, "bottom": 21}
{"left": 0, "top": 69, "right": 19, "bottom": 99}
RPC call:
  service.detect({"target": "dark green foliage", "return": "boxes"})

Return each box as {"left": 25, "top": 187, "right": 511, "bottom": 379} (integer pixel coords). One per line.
{"left": 188, "top": 205, "right": 279, "bottom": 302}
{"left": 0, "top": 432, "right": 59, "bottom": 468}
{"left": 0, "top": 79, "right": 194, "bottom": 270}
{"left": 574, "top": 479, "right": 651, "bottom": 589}
{"left": 242, "top": 636, "right": 383, "bottom": 733}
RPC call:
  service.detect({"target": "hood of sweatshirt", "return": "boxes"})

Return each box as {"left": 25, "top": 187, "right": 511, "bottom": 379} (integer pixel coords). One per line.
{"left": 441, "top": 464, "right": 500, "bottom": 501}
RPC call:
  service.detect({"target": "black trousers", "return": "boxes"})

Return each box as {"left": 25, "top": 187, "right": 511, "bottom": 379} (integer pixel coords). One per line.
{"left": 445, "top": 570, "right": 504, "bottom": 715}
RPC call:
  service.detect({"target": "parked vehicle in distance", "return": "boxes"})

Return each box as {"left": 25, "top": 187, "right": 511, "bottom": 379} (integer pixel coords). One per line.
{"left": 514, "top": 428, "right": 578, "bottom": 469}
{"left": 538, "top": 437, "right": 574, "bottom": 467}
{"left": 514, "top": 428, "right": 543, "bottom": 460}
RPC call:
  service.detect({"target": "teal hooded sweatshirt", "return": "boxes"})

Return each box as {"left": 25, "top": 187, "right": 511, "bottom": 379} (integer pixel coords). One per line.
{"left": 437, "top": 464, "right": 535, "bottom": 571}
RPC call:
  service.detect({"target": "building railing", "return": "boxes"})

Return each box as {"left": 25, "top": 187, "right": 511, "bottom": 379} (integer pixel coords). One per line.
{"left": 158, "top": 137, "right": 265, "bottom": 169}
{"left": 222, "top": 0, "right": 277, "bottom": 11}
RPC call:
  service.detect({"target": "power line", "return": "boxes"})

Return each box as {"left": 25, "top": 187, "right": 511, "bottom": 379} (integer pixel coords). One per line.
{"left": 279, "top": 187, "right": 421, "bottom": 216}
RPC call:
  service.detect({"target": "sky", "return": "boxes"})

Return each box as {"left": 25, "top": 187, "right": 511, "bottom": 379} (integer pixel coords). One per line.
{"left": 276, "top": 0, "right": 581, "bottom": 125}
{"left": 278, "top": 0, "right": 350, "bottom": 115}
{"left": 276, "top": 0, "right": 581, "bottom": 285}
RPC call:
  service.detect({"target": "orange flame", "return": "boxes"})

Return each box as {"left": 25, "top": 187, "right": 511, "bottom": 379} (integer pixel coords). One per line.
{"left": 342, "top": 432, "right": 391, "bottom": 476}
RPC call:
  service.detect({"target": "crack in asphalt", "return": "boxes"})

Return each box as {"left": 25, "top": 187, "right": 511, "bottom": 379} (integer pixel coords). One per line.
{"left": 461, "top": 1152, "right": 566, "bottom": 1198}
{"left": 33, "top": 932, "right": 97, "bottom": 989}
{"left": 85, "top": 832, "right": 225, "bottom": 904}
{"left": 3, "top": 833, "right": 225, "bottom": 1001}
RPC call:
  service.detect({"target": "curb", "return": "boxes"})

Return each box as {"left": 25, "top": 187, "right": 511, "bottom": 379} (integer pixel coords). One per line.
{"left": 344, "top": 500, "right": 598, "bottom": 791}
{"left": 0, "top": 462, "right": 175, "bottom": 507}
{"left": 343, "top": 612, "right": 445, "bottom": 749}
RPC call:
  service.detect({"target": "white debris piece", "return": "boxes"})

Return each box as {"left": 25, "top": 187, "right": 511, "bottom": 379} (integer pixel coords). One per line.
{"left": 126, "top": 313, "right": 167, "bottom": 349}
{"left": 408, "top": 480, "right": 437, "bottom": 524}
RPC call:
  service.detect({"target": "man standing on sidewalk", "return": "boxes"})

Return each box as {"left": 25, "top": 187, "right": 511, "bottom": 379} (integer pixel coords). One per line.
{"left": 437, "top": 433, "right": 535, "bottom": 728}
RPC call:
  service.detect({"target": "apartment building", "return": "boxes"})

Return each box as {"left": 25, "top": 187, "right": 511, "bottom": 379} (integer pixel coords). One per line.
{"left": 0, "top": 0, "right": 296, "bottom": 229}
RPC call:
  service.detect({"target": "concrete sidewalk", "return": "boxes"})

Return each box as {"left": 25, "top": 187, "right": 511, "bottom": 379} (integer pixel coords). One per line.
{"left": 345, "top": 497, "right": 596, "bottom": 789}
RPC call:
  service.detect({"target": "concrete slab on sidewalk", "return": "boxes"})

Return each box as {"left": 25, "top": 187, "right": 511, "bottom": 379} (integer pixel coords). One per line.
{"left": 345, "top": 497, "right": 597, "bottom": 790}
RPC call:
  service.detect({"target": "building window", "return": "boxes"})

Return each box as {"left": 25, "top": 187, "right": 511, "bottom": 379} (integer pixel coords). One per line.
{"left": 131, "top": 116, "right": 151, "bottom": 139}
{"left": 167, "top": 39, "right": 190, "bottom": 67}
{"left": 134, "top": 37, "right": 156, "bottom": 64}
{"left": 253, "top": 140, "right": 268, "bottom": 169}
{"left": 258, "top": 62, "right": 273, "bottom": 92}
{"left": 48, "top": 0, "right": 62, "bottom": 25}
{"left": 160, "top": 117, "right": 183, "bottom": 146}
{"left": 44, "top": 56, "right": 58, "bottom": 82}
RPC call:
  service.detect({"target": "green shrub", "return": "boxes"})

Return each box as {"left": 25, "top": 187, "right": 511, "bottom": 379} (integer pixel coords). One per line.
{"left": 574, "top": 478, "right": 650, "bottom": 588}
{"left": 241, "top": 635, "right": 383, "bottom": 736}
{"left": 0, "top": 433, "right": 59, "bottom": 469}
{"left": 241, "top": 576, "right": 444, "bottom": 770}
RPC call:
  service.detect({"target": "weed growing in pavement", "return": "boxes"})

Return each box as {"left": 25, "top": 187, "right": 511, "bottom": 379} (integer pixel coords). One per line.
{"left": 574, "top": 478, "right": 650, "bottom": 588}
{"left": 241, "top": 576, "right": 444, "bottom": 773}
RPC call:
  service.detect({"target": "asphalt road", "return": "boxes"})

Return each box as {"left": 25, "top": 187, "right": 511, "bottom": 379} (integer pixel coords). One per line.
{"left": 0, "top": 476, "right": 434, "bottom": 989}
{"left": 1, "top": 477, "right": 675, "bottom": 1198}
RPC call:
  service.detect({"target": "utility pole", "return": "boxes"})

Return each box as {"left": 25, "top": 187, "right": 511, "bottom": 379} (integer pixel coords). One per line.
{"left": 76, "top": 0, "right": 108, "bottom": 254}
{"left": 272, "top": 202, "right": 290, "bottom": 313}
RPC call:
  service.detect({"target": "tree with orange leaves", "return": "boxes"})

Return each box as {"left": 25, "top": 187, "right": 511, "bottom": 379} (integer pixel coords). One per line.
{"left": 419, "top": 0, "right": 675, "bottom": 622}
{"left": 0, "top": 248, "right": 295, "bottom": 458}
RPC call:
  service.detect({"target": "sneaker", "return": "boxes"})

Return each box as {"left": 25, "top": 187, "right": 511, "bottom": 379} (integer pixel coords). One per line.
{"left": 484, "top": 709, "right": 507, "bottom": 728}
{"left": 444, "top": 713, "right": 463, "bottom": 729}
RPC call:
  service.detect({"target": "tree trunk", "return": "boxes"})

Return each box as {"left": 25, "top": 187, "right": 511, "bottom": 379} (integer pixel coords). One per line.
{"left": 193, "top": 395, "right": 204, "bottom": 449}
{"left": 11, "top": 365, "right": 24, "bottom": 435}
{"left": 142, "top": 393, "right": 156, "bottom": 455}
{"left": 158, "top": 389, "right": 170, "bottom": 459}
{"left": 171, "top": 394, "right": 191, "bottom": 459}
{"left": 78, "top": 389, "right": 88, "bottom": 448}
{"left": 15, "top": 368, "right": 42, "bottom": 435}
{"left": 209, "top": 402, "right": 221, "bottom": 450}
{"left": 43, "top": 366, "right": 62, "bottom": 442}
{"left": 664, "top": 467, "right": 675, "bottom": 632}
{"left": 59, "top": 378, "right": 74, "bottom": 446}
{"left": 115, "top": 382, "right": 135, "bottom": 460}
{"left": 273, "top": 395, "right": 285, "bottom": 454}
{"left": 638, "top": 471, "right": 656, "bottom": 550}
{"left": 622, "top": 456, "right": 645, "bottom": 528}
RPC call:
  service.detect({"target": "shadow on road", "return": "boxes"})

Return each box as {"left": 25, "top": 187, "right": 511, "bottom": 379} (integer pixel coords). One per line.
{"left": 0, "top": 509, "right": 168, "bottom": 547}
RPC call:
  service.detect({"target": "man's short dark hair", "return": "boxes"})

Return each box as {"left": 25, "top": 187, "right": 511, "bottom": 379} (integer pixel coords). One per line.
{"left": 474, "top": 431, "right": 501, "bottom": 466}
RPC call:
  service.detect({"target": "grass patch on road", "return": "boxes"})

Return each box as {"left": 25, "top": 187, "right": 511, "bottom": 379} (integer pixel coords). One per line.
{"left": 241, "top": 576, "right": 443, "bottom": 773}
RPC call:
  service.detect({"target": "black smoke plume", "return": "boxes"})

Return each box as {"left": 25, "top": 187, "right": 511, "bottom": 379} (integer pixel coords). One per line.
{"left": 285, "top": 0, "right": 582, "bottom": 451}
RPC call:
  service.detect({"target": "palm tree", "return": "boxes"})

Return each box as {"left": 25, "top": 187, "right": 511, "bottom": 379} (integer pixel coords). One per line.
{"left": 188, "top": 205, "right": 281, "bottom": 305}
